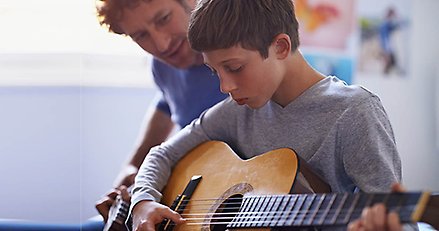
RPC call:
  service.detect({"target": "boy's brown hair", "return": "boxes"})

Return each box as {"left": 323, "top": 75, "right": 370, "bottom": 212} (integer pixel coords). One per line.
{"left": 96, "top": 0, "right": 187, "bottom": 35}
{"left": 188, "top": 0, "right": 300, "bottom": 58}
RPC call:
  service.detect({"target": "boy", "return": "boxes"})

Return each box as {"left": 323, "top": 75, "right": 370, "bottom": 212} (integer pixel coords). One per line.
{"left": 130, "top": 0, "right": 402, "bottom": 230}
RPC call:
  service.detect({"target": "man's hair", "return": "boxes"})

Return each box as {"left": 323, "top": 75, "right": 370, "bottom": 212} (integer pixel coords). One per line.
{"left": 188, "top": 0, "right": 300, "bottom": 58}
{"left": 96, "top": 0, "right": 186, "bottom": 35}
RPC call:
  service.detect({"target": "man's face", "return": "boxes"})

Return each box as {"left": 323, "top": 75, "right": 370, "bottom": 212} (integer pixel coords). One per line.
{"left": 118, "top": 0, "right": 201, "bottom": 69}
{"left": 203, "top": 45, "right": 284, "bottom": 109}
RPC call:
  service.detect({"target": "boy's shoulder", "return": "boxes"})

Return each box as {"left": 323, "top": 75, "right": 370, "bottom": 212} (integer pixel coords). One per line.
{"left": 321, "top": 76, "right": 378, "bottom": 100}
{"left": 305, "top": 76, "right": 381, "bottom": 111}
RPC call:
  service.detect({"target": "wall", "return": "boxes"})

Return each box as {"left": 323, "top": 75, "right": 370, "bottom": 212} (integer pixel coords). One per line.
{"left": 355, "top": 0, "right": 439, "bottom": 191}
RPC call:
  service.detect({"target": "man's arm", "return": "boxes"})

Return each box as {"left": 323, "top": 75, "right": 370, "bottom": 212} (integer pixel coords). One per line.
{"left": 113, "top": 108, "right": 175, "bottom": 187}
{"left": 96, "top": 108, "right": 174, "bottom": 222}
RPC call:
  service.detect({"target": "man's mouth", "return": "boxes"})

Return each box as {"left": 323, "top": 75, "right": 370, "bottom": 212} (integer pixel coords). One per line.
{"left": 165, "top": 39, "right": 184, "bottom": 58}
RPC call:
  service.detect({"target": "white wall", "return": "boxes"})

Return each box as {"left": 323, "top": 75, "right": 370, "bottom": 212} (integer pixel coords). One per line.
{"left": 355, "top": 0, "right": 439, "bottom": 191}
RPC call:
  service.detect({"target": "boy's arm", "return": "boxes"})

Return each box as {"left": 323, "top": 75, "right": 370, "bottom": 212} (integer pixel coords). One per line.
{"left": 341, "top": 96, "right": 401, "bottom": 192}
{"left": 128, "top": 99, "right": 232, "bottom": 230}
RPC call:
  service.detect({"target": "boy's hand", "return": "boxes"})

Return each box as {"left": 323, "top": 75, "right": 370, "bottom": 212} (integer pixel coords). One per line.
{"left": 347, "top": 183, "right": 405, "bottom": 231}
{"left": 132, "top": 200, "right": 185, "bottom": 231}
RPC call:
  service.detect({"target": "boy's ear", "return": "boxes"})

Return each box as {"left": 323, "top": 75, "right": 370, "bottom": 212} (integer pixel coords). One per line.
{"left": 273, "top": 34, "right": 291, "bottom": 60}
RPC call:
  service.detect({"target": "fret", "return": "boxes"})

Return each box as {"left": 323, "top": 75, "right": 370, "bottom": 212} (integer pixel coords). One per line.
{"left": 398, "top": 193, "right": 423, "bottom": 222}
{"left": 343, "top": 193, "right": 360, "bottom": 224}
{"left": 272, "top": 195, "right": 290, "bottom": 227}
{"left": 230, "top": 192, "right": 426, "bottom": 229}
{"left": 349, "top": 193, "right": 373, "bottom": 222}
{"left": 250, "top": 195, "right": 268, "bottom": 227}
{"left": 230, "top": 196, "right": 251, "bottom": 228}
{"left": 244, "top": 196, "right": 263, "bottom": 228}
{"left": 266, "top": 195, "right": 284, "bottom": 227}
{"left": 285, "top": 194, "right": 307, "bottom": 226}
{"left": 303, "top": 194, "right": 325, "bottom": 226}
{"left": 386, "top": 193, "right": 403, "bottom": 213}
{"left": 316, "top": 193, "right": 337, "bottom": 226}
{"left": 240, "top": 196, "right": 259, "bottom": 228}
{"left": 293, "top": 194, "right": 316, "bottom": 226}
{"left": 370, "top": 193, "right": 390, "bottom": 206}
{"left": 261, "top": 195, "right": 278, "bottom": 227}
{"left": 275, "top": 194, "right": 298, "bottom": 227}
{"left": 329, "top": 193, "right": 348, "bottom": 225}
{"left": 334, "top": 194, "right": 360, "bottom": 225}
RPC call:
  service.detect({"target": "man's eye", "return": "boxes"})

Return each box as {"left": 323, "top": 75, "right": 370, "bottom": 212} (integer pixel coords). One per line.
{"left": 132, "top": 32, "right": 149, "bottom": 41}
{"left": 157, "top": 13, "right": 171, "bottom": 26}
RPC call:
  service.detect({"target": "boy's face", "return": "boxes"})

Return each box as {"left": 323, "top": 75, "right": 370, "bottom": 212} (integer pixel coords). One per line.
{"left": 203, "top": 45, "right": 284, "bottom": 109}
{"left": 118, "top": 0, "right": 201, "bottom": 69}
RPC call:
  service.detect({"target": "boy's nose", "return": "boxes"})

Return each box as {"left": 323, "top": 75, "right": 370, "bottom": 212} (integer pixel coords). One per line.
{"left": 219, "top": 75, "right": 238, "bottom": 94}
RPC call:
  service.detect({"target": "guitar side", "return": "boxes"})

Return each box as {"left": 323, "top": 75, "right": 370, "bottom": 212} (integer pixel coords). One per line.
{"left": 161, "top": 141, "right": 300, "bottom": 231}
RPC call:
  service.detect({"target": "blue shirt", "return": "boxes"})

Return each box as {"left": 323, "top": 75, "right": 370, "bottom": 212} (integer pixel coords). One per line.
{"left": 151, "top": 58, "right": 228, "bottom": 128}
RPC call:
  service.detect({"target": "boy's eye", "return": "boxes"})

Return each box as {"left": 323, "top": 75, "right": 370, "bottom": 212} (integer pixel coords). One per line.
{"left": 226, "top": 65, "right": 243, "bottom": 73}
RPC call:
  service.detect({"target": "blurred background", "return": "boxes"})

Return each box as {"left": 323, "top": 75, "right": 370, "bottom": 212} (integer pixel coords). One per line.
{"left": 0, "top": 0, "right": 438, "bottom": 225}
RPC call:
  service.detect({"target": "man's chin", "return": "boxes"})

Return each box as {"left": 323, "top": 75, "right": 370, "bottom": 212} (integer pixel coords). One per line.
{"left": 165, "top": 58, "right": 198, "bottom": 69}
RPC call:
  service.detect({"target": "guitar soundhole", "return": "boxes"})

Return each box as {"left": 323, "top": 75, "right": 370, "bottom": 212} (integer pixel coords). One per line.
{"left": 210, "top": 194, "right": 243, "bottom": 231}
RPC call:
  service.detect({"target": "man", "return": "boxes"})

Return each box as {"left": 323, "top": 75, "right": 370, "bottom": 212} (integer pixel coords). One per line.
{"left": 94, "top": 0, "right": 227, "bottom": 222}
{"left": 129, "top": 0, "right": 405, "bottom": 230}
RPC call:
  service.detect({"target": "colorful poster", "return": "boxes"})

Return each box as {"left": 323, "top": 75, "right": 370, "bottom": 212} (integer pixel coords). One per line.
{"left": 357, "top": 0, "right": 411, "bottom": 77}
{"left": 304, "top": 53, "right": 354, "bottom": 84}
{"left": 296, "top": 0, "right": 356, "bottom": 51}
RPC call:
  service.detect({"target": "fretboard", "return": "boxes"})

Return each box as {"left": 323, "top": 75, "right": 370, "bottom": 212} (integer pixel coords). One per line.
{"left": 227, "top": 192, "right": 427, "bottom": 229}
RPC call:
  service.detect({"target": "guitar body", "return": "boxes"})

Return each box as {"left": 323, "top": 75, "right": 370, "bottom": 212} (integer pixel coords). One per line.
{"left": 106, "top": 141, "right": 438, "bottom": 230}
{"left": 161, "top": 141, "right": 300, "bottom": 231}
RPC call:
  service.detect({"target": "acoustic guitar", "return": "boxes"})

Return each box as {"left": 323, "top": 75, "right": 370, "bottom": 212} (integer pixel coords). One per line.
{"left": 105, "top": 141, "right": 439, "bottom": 230}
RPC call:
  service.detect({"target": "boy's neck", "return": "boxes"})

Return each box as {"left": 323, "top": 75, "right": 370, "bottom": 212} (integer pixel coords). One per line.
{"left": 272, "top": 50, "right": 325, "bottom": 108}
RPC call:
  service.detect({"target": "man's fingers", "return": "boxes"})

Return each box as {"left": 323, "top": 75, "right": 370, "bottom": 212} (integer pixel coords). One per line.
{"left": 119, "top": 185, "right": 131, "bottom": 202}
{"left": 95, "top": 197, "right": 115, "bottom": 222}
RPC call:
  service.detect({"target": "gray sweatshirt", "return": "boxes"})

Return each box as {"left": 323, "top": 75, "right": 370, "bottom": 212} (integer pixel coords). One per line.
{"left": 131, "top": 76, "right": 402, "bottom": 227}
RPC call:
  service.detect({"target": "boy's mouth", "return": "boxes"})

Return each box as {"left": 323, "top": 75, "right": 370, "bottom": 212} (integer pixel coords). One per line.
{"left": 234, "top": 98, "right": 248, "bottom": 105}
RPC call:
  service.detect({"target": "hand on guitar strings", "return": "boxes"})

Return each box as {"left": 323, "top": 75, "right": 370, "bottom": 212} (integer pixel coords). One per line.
{"left": 132, "top": 200, "right": 185, "bottom": 231}
{"left": 347, "top": 183, "right": 405, "bottom": 231}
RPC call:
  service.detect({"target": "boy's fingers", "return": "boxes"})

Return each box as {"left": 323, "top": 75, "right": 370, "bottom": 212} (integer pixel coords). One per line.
{"left": 372, "top": 204, "right": 386, "bottom": 231}
{"left": 391, "top": 183, "right": 406, "bottom": 192}
{"left": 347, "top": 219, "right": 363, "bottom": 231}
{"left": 167, "top": 209, "right": 186, "bottom": 224}
{"left": 388, "top": 212, "right": 402, "bottom": 231}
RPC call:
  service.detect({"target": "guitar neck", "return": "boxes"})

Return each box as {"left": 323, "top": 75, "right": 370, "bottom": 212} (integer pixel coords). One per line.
{"left": 226, "top": 192, "right": 436, "bottom": 229}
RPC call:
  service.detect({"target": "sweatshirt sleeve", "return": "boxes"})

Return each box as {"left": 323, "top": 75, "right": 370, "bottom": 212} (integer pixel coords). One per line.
{"left": 340, "top": 95, "right": 402, "bottom": 193}
{"left": 129, "top": 98, "right": 233, "bottom": 212}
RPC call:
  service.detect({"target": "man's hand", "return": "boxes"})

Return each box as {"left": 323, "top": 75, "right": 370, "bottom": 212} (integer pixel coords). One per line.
{"left": 113, "top": 164, "right": 138, "bottom": 188}
{"left": 347, "top": 183, "right": 405, "bottom": 231}
{"left": 95, "top": 185, "right": 131, "bottom": 222}
{"left": 132, "top": 200, "right": 185, "bottom": 231}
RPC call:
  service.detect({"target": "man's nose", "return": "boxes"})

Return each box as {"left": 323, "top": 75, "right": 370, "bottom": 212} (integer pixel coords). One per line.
{"left": 151, "top": 31, "right": 172, "bottom": 54}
